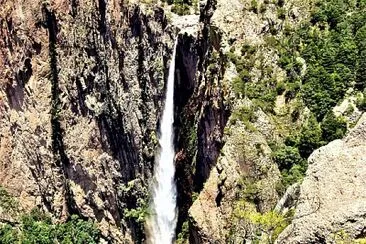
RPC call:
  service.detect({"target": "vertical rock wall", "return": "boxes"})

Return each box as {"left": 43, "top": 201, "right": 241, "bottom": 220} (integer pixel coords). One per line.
{"left": 173, "top": 0, "right": 231, "bottom": 235}
{"left": 0, "top": 0, "right": 234, "bottom": 242}
{"left": 0, "top": 0, "right": 175, "bottom": 242}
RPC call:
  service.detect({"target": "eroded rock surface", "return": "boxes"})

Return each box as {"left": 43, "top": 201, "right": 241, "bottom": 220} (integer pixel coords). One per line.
{"left": 0, "top": 1, "right": 174, "bottom": 242}
{"left": 277, "top": 114, "right": 366, "bottom": 243}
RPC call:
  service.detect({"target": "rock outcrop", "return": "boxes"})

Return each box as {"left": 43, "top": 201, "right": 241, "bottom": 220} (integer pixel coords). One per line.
{"left": 189, "top": 119, "right": 281, "bottom": 243}
{"left": 277, "top": 114, "right": 366, "bottom": 243}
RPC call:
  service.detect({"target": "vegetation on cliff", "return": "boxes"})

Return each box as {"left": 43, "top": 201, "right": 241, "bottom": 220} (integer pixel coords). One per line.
{"left": 212, "top": 0, "right": 366, "bottom": 242}
{"left": 229, "top": 0, "right": 366, "bottom": 193}
{"left": 161, "top": 0, "right": 199, "bottom": 15}
{"left": 277, "top": 0, "right": 366, "bottom": 119}
{"left": 0, "top": 187, "right": 100, "bottom": 243}
{"left": 0, "top": 0, "right": 365, "bottom": 242}
{"left": 0, "top": 211, "right": 100, "bottom": 244}
{"left": 230, "top": 200, "right": 292, "bottom": 243}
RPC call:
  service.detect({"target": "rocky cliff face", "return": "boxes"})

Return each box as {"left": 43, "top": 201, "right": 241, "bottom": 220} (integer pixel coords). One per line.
{"left": 0, "top": 0, "right": 175, "bottom": 242}
{"left": 1, "top": 0, "right": 365, "bottom": 243}
{"left": 0, "top": 0, "right": 232, "bottom": 242}
{"left": 277, "top": 114, "right": 366, "bottom": 243}
{"left": 183, "top": 0, "right": 309, "bottom": 242}
{"left": 174, "top": 0, "right": 230, "bottom": 230}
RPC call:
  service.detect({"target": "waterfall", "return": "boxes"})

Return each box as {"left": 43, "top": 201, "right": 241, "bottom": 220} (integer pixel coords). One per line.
{"left": 148, "top": 38, "right": 178, "bottom": 244}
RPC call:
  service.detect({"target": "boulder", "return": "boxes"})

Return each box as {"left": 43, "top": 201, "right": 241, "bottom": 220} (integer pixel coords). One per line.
{"left": 277, "top": 114, "right": 366, "bottom": 243}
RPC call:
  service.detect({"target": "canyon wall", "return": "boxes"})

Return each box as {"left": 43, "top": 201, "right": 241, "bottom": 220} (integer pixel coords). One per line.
{"left": 1, "top": 0, "right": 365, "bottom": 243}
{"left": 0, "top": 0, "right": 230, "bottom": 242}
{"left": 0, "top": 0, "right": 175, "bottom": 242}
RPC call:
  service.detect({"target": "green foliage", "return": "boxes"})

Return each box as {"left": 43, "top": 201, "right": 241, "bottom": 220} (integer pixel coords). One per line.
{"left": 232, "top": 201, "right": 291, "bottom": 243}
{"left": 20, "top": 209, "right": 54, "bottom": 243}
{"left": 176, "top": 221, "right": 189, "bottom": 244}
{"left": 259, "top": 3, "right": 267, "bottom": 13}
{"left": 275, "top": 0, "right": 366, "bottom": 119}
{"left": 163, "top": 0, "right": 192, "bottom": 15}
{"left": 53, "top": 215, "right": 100, "bottom": 244}
{"left": 356, "top": 91, "right": 366, "bottom": 111}
{"left": 298, "top": 114, "right": 323, "bottom": 158}
{"left": 235, "top": 177, "right": 266, "bottom": 206}
{"left": 275, "top": 5, "right": 360, "bottom": 184}
{"left": 231, "top": 0, "right": 364, "bottom": 198}
{"left": 355, "top": 25, "right": 366, "bottom": 90}
{"left": 277, "top": 7, "right": 286, "bottom": 20}
{"left": 187, "top": 124, "right": 198, "bottom": 155}
{"left": 231, "top": 104, "right": 258, "bottom": 131}
{"left": 191, "top": 192, "right": 199, "bottom": 202}
{"left": 0, "top": 209, "right": 100, "bottom": 244}
{"left": 276, "top": 81, "right": 286, "bottom": 95}
{"left": 273, "top": 146, "right": 303, "bottom": 171}
{"left": 171, "top": 3, "right": 190, "bottom": 15}
{"left": 229, "top": 48, "right": 253, "bottom": 97}
{"left": 321, "top": 111, "right": 347, "bottom": 142}
{"left": 0, "top": 186, "right": 19, "bottom": 216}
{"left": 242, "top": 180, "right": 260, "bottom": 203}
{"left": 118, "top": 179, "right": 150, "bottom": 224}
{"left": 273, "top": 113, "right": 328, "bottom": 191}
{"left": 243, "top": 210, "right": 289, "bottom": 242}
{"left": 0, "top": 224, "right": 18, "bottom": 244}
{"left": 123, "top": 198, "right": 149, "bottom": 223}
{"left": 332, "top": 229, "right": 366, "bottom": 244}
{"left": 274, "top": 110, "right": 348, "bottom": 192}
{"left": 272, "top": 146, "right": 306, "bottom": 192}
{"left": 229, "top": 43, "right": 279, "bottom": 113}
{"left": 250, "top": 0, "right": 259, "bottom": 13}
{"left": 301, "top": 65, "right": 351, "bottom": 120}
{"left": 281, "top": 164, "right": 306, "bottom": 188}
{"left": 231, "top": 105, "right": 256, "bottom": 123}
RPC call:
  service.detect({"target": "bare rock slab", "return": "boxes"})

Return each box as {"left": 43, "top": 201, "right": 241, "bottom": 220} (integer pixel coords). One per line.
{"left": 277, "top": 114, "right": 366, "bottom": 243}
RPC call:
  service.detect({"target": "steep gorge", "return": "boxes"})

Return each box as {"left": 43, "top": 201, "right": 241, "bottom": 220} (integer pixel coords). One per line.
{"left": 0, "top": 0, "right": 230, "bottom": 242}
{"left": 1, "top": 0, "right": 366, "bottom": 243}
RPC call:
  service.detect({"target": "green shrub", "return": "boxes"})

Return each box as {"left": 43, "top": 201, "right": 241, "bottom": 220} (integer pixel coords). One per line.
{"left": 233, "top": 201, "right": 291, "bottom": 243}
{"left": 356, "top": 91, "right": 366, "bottom": 111}
{"left": 0, "top": 209, "right": 100, "bottom": 244}
{"left": 171, "top": 3, "right": 190, "bottom": 15}
{"left": 55, "top": 215, "right": 100, "bottom": 243}
{"left": 298, "top": 114, "right": 323, "bottom": 158}
{"left": 355, "top": 26, "right": 366, "bottom": 90}
{"left": 0, "top": 224, "right": 19, "bottom": 244}
{"left": 262, "top": 0, "right": 366, "bottom": 196}
{"left": 259, "top": 4, "right": 267, "bottom": 13}
{"left": 250, "top": 0, "right": 259, "bottom": 13}
{"left": 281, "top": 164, "right": 306, "bottom": 188}
{"left": 176, "top": 221, "right": 189, "bottom": 244}
{"left": 0, "top": 186, "right": 19, "bottom": 216}
{"left": 275, "top": 0, "right": 365, "bottom": 120}
{"left": 236, "top": 178, "right": 260, "bottom": 204}
{"left": 273, "top": 145, "right": 307, "bottom": 192}
{"left": 276, "top": 82, "right": 286, "bottom": 95}
{"left": 321, "top": 112, "right": 347, "bottom": 142}
{"left": 232, "top": 105, "right": 256, "bottom": 123}
{"left": 123, "top": 198, "right": 149, "bottom": 223}
{"left": 273, "top": 146, "right": 303, "bottom": 171}
{"left": 277, "top": 8, "right": 286, "bottom": 20}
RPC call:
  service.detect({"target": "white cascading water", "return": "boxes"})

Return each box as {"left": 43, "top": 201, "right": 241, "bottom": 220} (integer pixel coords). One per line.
{"left": 149, "top": 39, "right": 178, "bottom": 244}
